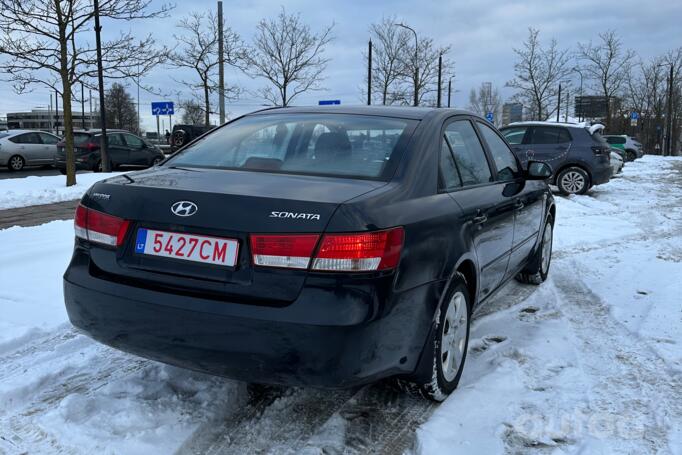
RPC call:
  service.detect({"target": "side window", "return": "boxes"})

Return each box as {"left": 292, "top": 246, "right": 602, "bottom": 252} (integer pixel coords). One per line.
{"left": 8, "top": 134, "right": 27, "bottom": 144}
{"left": 530, "top": 127, "right": 561, "bottom": 144}
{"left": 124, "top": 134, "right": 144, "bottom": 149}
{"left": 39, "top": 133, "right": 59, "bottom": 145}
{"left": 557, "top": 128, "right": 572, "bottom": 143}
{"left": 105, "top": 134, "right": 125, "bottom": 146}
{"left": 477, "top": 122, "right": 520, "bottom": 181}
{"left": 501, "top": 126, "right": 527, "bottom": 145}
{"left": 444, "top": 120, "right": 492, "bottom": 186}
{"left": 439, "top": 137, "right": 462, "bottom": 190}
{"left": 9, "top": 133, "right": 41, "bottom": 144}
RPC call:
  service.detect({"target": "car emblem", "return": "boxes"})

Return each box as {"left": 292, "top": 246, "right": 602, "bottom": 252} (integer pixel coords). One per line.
{"left": 171, "top": 201, "right": 198, "bottom": 217}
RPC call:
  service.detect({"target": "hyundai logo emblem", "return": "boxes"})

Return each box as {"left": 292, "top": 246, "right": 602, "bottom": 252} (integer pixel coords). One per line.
{"left": 171, "top": 201, "right": 198, "bottom": 217}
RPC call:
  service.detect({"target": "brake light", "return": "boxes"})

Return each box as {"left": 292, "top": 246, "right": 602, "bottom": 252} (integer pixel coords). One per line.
{"left": 74, "top": 204, "right": 130, "bottom": 247}
{"left": 312, "top": 228, "right": 404, "bottom": 271}
{"left": 249, "top": 227, "right": 404, "bottom": 272}
{"left": 84, "top": 142, "right": 99, "bottom": 152}
{"left": 591, "top": 146, "right": 608, "bottom": 155}
{"left": 250, "top": 234, "right": 320, "bottom": 269}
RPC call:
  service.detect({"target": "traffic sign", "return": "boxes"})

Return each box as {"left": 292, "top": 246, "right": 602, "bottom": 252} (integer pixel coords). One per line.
{"left": 631, "top": 112, "right": 639, "bottom": 120}
{"left": 318, "top": 100, "right": 341, "bottom": 105}
{"left": 486, "top": 112, "right": 494, "bottom": 123}
{"left": 151, "top": 101, "right": 174, "bottom": 116}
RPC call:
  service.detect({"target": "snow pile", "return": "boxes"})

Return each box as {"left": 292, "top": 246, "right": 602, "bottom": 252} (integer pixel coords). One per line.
{"left": 0, "top": 172, "right": 120, "bottom": 209}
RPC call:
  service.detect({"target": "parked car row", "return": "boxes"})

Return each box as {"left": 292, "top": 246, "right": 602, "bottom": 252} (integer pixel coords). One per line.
{"left": 0, "top": 129, "right": 165, "bottom": 173}
{"left": 499, "top": 121, "right": 641, "bottom": 195}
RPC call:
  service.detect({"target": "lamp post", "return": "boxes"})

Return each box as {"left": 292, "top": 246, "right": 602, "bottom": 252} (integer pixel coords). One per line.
{"left": 447, "top": 77, "right": 453, "bottom": 108}
{"left": 395, "top": 22, "right": 418, "bottom": 106}
{"left": 573, "top": 67, "right": 584, "bottom": 121}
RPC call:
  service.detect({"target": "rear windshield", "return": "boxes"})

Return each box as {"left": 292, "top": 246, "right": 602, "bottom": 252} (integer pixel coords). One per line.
{"left": 166, "top": 113, "right": 417, "bottom": 180}
{"left": 73, "top": 133, "right": 93, "bottom": 145}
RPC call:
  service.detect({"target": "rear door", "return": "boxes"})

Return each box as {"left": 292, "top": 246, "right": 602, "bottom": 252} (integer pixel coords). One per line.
{"left": 443, "top": 118, "right": 516, "bottom": 299}
{"left": 10, "top": 132, "right": 44, "bottom": 164}
{"left": 105, "top": 133, "right": 129, "bottom": 166}
{"left": 526, "top": 126, "right": 572, "bottom": 175}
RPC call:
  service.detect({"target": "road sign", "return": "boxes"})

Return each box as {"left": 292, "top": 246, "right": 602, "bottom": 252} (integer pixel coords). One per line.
{"left": 631, "top": 112, "right": 639, "bottom": 120}
{"left": 486, "top": 112, "right": 494, "bottom": 123}
{"left": 151, "top": 101, "right": 174, "bottom": 116}
{"left": 631, "top": 119, "right": 638, "bottom": 127}
{"left": 318, "top": 100, "right": 341, "bottom": 105}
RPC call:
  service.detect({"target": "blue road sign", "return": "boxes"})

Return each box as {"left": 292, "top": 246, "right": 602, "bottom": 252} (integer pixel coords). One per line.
{"left": 486, "top": 112, "right": 494, "bottom": 122}
{"left": 631, "top": 111, "right": 639, "bottom": 120}
{"left": 151, "top": 101, "right": 174, "bottom": 116}
{"left": 318, "top": 100, "right": 341, "bottom": 105}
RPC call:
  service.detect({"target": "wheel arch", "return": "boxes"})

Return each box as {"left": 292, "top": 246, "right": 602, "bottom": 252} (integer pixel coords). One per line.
{"left": 553, "top": 162, "right": 591, "bottom": 185}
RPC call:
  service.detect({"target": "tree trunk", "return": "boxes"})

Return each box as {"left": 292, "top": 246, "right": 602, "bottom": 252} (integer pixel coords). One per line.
{"left": 203, "top": 81, "right": 210, "bottom": 127}
{"left": 282, "top": 83, "right": 287, "bottom": 107}
{"left": 56, "top": 3, "right": 76, "bottom": 186}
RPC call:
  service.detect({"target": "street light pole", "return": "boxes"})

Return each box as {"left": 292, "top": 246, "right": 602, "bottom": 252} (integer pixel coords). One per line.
{"left": 396, "top": 23, "right": 418, "bottom": 106}
{"left": 573, "top": 67, "right": 584, "bottom": 121}
{"left": 367, "top": 39, "right": 372, "bottom": 106}
{"left": 437, "top": 53, "right": 442, "bottom": 108}
{"left": 93, "top": 0, "right": 109, "bottom": 172}
{"left": 556, "top": 83, "right": 562, "bottom": 123}
{"left": 218, "top": 1, "right": 225, "bottom": 124}
{"left": 447, "top": 77, "right": 452, "bottom": 108}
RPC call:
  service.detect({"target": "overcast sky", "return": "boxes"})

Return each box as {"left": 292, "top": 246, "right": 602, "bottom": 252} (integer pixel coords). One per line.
{"left": 1, "top": 0, "right": 681, "bottom": 131}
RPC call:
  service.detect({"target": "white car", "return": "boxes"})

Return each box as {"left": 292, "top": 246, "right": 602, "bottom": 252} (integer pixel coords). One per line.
{"left": 610, "top": 149, "right": 624, "bottom": 175}
{"left": 0, "top": 130, "right": 61, "bottom": 171}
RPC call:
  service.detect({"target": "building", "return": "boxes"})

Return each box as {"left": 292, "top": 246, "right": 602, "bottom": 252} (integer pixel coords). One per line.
{"left": 502, "top": 103, "right": 523, "bottom": 126}
{"left": 0, "top": 116, "right": 7, "bottom": 131}
{"left": 6, "top": 109, "right": 97, "bottom": 133}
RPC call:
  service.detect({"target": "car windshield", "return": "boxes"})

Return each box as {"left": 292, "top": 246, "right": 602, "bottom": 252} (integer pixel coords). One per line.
{"left": 166, "top": 113, "right": 417, "bottom": 180}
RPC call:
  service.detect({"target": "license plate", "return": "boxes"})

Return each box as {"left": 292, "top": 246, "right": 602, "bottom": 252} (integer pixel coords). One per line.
{"left": 135, "top": 228, "right": 239, "bottom": 267}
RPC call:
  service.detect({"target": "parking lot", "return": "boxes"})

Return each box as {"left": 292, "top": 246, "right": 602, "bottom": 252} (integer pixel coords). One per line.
{"left": 0, "top": 156, "right": 680, "bottom": 454}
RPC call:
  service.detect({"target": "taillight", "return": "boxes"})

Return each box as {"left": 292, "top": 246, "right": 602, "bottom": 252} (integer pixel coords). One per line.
{"left": 250, "top": 234, "right": 320, "bottom": 269}
{"left": 84, "top": 142, "right": 99, "bottom": 152}
{"left": 249, "top": 227, "right": 404, "bottom": 272}
{"left": 74, "top": 204, "right": 130, "bottom": 247}
{"left": 591, "top": 145, "right": 608, "bottom": 155}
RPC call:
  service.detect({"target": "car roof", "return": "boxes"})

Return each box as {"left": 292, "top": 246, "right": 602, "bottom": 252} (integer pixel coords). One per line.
{"left": 3, "top": 129, "right": 57, "bottom": 135}
{"left": 503, "top": 121, "right": 589, "bottom": 129}
{"left": 73, "top": 129, "right": 129, "bottom": 134}
{"left": 246, "top": 105, "right": 474, "bottom": 121}
{"left": 602, "top": 134, "right": 627, "bottom": 137}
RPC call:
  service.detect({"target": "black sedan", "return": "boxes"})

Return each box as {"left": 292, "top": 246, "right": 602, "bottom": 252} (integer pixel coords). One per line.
{"left": 63, "top": 106, "right": 555, "bottom": 401}
{"left": 55, "top": 129, "right": 165, "bottom": 172}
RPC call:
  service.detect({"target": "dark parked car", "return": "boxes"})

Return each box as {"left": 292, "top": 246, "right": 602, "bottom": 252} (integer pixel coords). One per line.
{"left": 500, "top": 121, "right": 612, "bottom": 195}
{"left": 63, "top": 107, "right": 555, "bottom": 401}
{"left": 55, "top": 130, "right": 165, "bottom": 173}
{"left": 170, "top": 124, "right": 215, "bottom": 153}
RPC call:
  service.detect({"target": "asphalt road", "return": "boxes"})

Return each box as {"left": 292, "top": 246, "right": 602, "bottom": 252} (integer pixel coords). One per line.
{"left": 0, "top": 166, "right": 65, "bottom": 180}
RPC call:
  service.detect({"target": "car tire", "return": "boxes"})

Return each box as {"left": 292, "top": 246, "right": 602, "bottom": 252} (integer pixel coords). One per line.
{"left": 172, "top": 129, "right": 187, "bottom": 149}
{"left": 151, "top": 156, "right": 163, "bottom": 167}
{"left": 625, "top": 150, "right": 637, "bottom": 162}
{"left": 8, "top": 155, "right": 25, "bottom": 171}
{"left": 556, "top": 167, "right": 589, "bottom": 195}
{"left": 398, "top": 273, "right": 471, "bottom": 402}
{"left": 516, "top": 214, "right": 554, "bottom": 285}
{"left": 58, "top": 168, "right": 67, "bottom": 175}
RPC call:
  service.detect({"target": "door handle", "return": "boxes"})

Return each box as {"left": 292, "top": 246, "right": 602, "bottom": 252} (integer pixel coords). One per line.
{"left": 472, "top": 213, "right": 488, "bottom": 225}
{"left": 514, "top": 200, "right": 525, "bottom": 210}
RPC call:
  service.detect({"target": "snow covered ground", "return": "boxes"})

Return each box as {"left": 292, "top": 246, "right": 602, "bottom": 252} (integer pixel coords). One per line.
{"left": 0, "top": 156, "right": 680, "bottom": 454}
{"left": 0, "top": 172, "right": 120, "bottom": 210}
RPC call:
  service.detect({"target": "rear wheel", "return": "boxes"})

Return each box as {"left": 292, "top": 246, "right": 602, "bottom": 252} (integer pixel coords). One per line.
{"left": 625, "top": 150, "right": 637, "bottom": 162}
{"left": 8, "top": 155, "right": 24, "bottom": 171}
{"left": 58, "top": 168, "right": 67, "bottom": 175}
{"left": 557, "top": 167, "right": 589, "bottom": 195}
{"left": 517, "top": 214, "right": 554, "bottom": 285}
{"left": 399, "top": 274, "right": 471, "bottom": 402}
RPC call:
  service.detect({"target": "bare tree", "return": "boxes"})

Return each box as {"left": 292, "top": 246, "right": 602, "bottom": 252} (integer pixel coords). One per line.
{"left": 365, "top": 17, "right": 409, "bottom": 105}
{"left": 105, "top": 82, "right": 138, "bottom": 132}
{"left": 179, "top": 99, "right": 205, "bottom": 125}
{"left": 245, "top": 8, "right": 334, "bottom": 106}
{"left": 506, "top": 28, "right": 572, "bottom": 121}
{"left": 467, "top": 83, "right": 503, "bottom": 126}
{"left": 170, "top": 11, "right": 243, "bottom": 127}
{"left": 0, "top": 0, "right": 169, "bottom": 185}
{"left": 397, "top": 34, "right": 451, "bottom": 106}
{"left": 577, "top": 30, "right": 635, "bottom": 130}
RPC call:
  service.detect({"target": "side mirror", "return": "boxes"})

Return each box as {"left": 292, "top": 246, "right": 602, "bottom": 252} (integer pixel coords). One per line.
{"left": 526, "top": 161, "right": 552, "bottom": 180}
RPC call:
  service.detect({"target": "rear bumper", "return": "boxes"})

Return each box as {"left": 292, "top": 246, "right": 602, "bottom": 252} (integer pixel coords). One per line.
{"left": 591, "top": 165, "right": 611, "bottom": 186}
{"left": 55, "top": 156, "right": 96, "bottom": 170}
{"left": 63, "top": 249, "right": 441, "bottom": 388}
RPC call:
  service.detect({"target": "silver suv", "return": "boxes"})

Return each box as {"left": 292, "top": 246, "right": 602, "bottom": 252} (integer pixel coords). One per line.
{"left": 602, "top": 135, "right": 643, "bottom": 161}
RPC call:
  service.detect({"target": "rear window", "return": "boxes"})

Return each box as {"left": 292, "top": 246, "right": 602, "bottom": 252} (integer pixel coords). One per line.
{"left": 166, "top": 114, "right": 417, "bottom": 180}
{"left": 73, "top": 133, "right": 93, "bottom": 145}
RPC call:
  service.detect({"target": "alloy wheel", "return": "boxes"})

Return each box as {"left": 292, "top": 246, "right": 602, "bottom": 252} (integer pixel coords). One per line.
{"left": 560, "top": 171, "right": 585, "bottom": 194}
{"left": 9, "top": 155, "right": 24, "bottom": 171}
{"left": 440, "top": 291, "right": 469, "bottom": 382}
